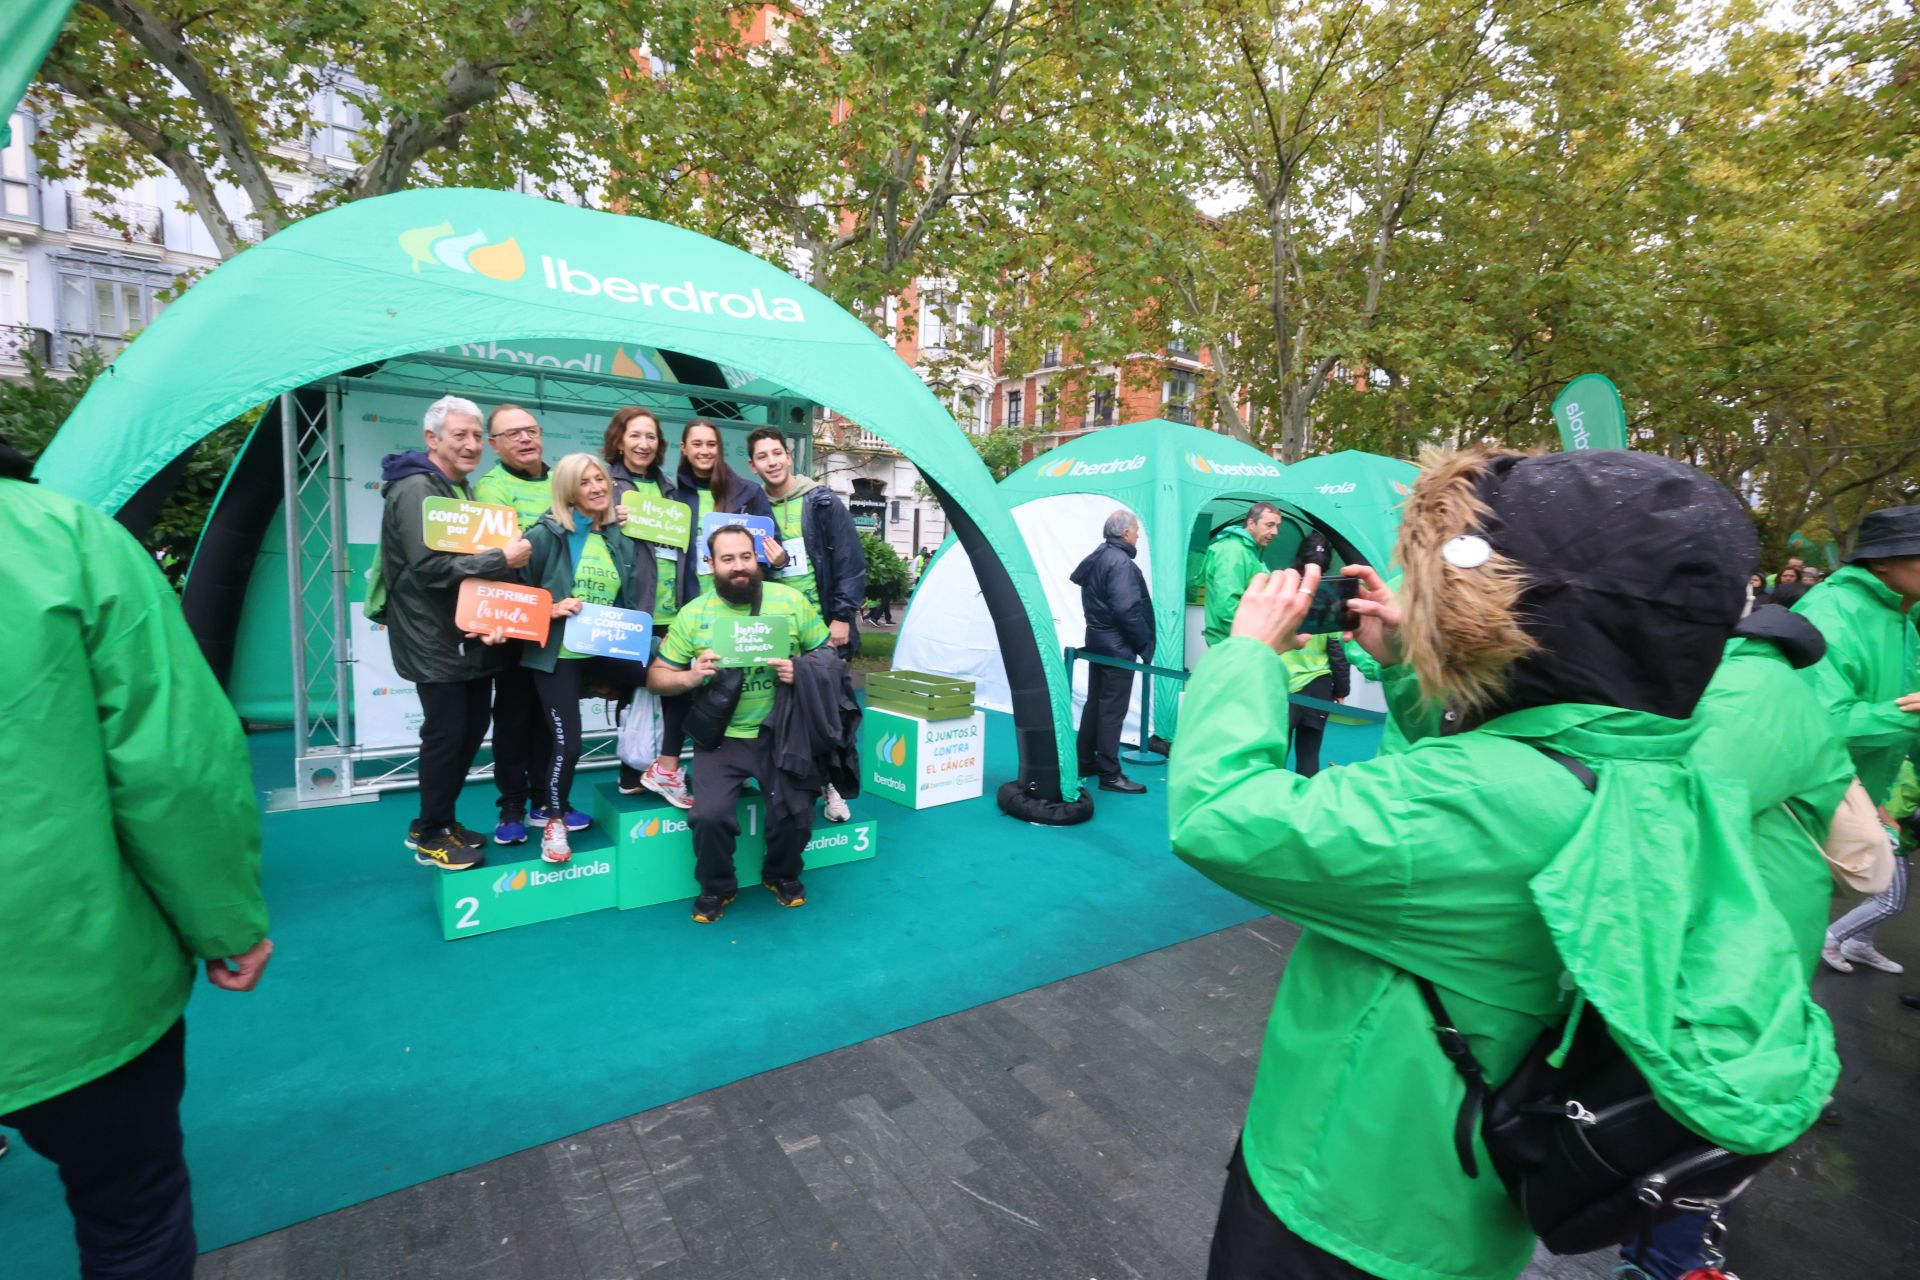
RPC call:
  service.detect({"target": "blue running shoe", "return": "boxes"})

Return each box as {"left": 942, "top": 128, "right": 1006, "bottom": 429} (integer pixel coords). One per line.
{"left": 494, "top": 815, "right": 528, "bottom": 846}
{"left": 528, "top": 805, "right": 592, "bottom": 832}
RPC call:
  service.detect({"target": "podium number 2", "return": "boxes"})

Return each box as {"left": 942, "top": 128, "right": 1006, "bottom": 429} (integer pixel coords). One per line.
{"left": 454, "top": 897, "right": 480, "bottom": 930}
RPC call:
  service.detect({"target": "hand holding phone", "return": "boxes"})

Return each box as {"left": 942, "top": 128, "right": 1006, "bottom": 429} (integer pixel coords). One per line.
{"left": 1299, "top": 577, "right": 1361, "bottom": 634}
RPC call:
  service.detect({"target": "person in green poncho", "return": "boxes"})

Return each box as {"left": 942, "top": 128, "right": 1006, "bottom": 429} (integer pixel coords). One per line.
{"left": 1201, "top": 502, "right": 1282, "bottom": 645}
{"left": 1793, "top": 505, "right": 1920, "bottom": 979}
{"left": 1172, "top": 447, "right": 1836, "bottom": 1280}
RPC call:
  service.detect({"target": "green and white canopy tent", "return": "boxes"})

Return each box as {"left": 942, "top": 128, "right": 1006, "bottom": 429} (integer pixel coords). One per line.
{"left": 36, "top": 188, "right": 1089, "bottom": 818}
{"left": 896, "top": 422, "right": 1417, "bottom": 742}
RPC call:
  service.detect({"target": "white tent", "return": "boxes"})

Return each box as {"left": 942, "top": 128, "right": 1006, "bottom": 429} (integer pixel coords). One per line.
{"left": 897, "top": 493, "right": 1153, "bottom": 744}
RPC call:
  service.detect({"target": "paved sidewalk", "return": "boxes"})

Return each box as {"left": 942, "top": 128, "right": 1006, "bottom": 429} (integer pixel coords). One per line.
{"left": 196, "top": 907, "right": 1918, "bottom": 1279}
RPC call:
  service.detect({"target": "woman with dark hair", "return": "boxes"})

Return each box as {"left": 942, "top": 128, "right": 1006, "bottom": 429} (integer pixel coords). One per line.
{"left": 673, "top": 418, "right": 772, "bottom": 591}
{"left": 601, "top": 407, "right": 700, "bottom": 808}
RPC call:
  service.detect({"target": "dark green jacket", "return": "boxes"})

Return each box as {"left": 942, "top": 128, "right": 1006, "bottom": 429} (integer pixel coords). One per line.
{"left": 1, "top": 479, "right": 268, "bottom": 1113}
{"left": 517, "top": 512, "right": 651, "bottom": 673}
{"left": 378, "top": 454, "right": 511, "bottom": 685}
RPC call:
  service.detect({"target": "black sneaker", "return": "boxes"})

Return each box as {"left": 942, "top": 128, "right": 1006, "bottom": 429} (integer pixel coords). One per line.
{"left": 692, "top": 892, "right": 735, "bottom": 924}
{"left": 452, "top": 821, "right": 487, "bottom": 850}
{"left": 762, "top": 878, "right": 807, "bottom": 908}
{"left": 412, "top": 828, "right": 484, "bottom": 871}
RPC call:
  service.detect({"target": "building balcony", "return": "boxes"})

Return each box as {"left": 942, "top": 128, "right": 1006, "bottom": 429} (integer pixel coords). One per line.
{"left": 0, "top": 324, "right": 51, "bottom": 366}
{"left": 1039, "top": 346, "right": 1062, "bottom": 369}
{"left": 1163, "top": 403, "right": 1195, "bottom": 425}
{"left": 67, "top": 193, "right": 164, "bottom": 246}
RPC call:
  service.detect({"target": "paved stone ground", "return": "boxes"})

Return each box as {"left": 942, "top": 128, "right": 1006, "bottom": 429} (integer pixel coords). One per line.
{"left": 196, "top": 905, "right": 1920, "bottom": 1280}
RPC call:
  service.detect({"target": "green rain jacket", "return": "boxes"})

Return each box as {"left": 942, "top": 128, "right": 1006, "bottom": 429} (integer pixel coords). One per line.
{"left": 1793, "top": 564, "right": 1920, "bottom": 805}
{"left": 1201, "top": 526, "right": 1264, "bottom": 645}
{"left": 0, "top": 479, "right": 269, "bottom": 1114}
{"left": 1170, "top": 639, "right": 1837, "bottom": 1280}
{"left": 1692, "top": 636, "right": 1855, "bottom": 976}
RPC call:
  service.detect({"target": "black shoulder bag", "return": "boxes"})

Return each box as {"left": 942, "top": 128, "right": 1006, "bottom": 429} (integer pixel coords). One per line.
{"left": 1417, "top": 747, "right": 1774, "bottom": 1258}
{"left": 682, "top": 595, "right": 757, "bottom": 751}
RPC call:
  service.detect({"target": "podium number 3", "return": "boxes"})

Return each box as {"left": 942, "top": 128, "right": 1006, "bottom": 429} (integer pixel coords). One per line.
{"left": 455, "top": 897, "right": 481, "bottom": 930}
{"left": 854, "top": 827, "right": 870, "bottom": 852}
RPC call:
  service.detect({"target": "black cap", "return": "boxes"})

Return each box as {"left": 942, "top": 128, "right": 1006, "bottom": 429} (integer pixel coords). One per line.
{"left": 1846, "top": 506, "right": 1920, "bottom": 563}
{"left": 1463, "top": 450, "right": 1758, "bottom": 725}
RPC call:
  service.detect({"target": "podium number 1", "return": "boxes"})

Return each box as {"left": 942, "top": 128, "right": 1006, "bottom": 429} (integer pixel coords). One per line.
{"left": 455, "top": 897, "right": 480, "bottom": 930}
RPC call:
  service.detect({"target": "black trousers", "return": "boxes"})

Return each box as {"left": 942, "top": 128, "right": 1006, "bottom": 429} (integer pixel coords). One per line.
{"left": 528, "top": 656, "right": 650, "bottom": 813}
{"left": 2, "top": 1019, "right": 195, "bottom": 1280}
{"left": 490, "top": 662, "right": 547, "bottom": 817}
{"left": 1288, "top": 674, "right": 1335, "bottom": 778}
{"left": 689, "top": 729, "right": 811, "bottom": 896}
{"left": 1076, "top": 661, "right": 1135, "bottom": 780}
{"left": 658, "top": 690, "right": 691, "bottom": 762}
{"left": 417, "top": 677, "right": 493, "bottom": 830}
{"left": 1208, "top": 1140, "right": 1378, "bottom": 1280}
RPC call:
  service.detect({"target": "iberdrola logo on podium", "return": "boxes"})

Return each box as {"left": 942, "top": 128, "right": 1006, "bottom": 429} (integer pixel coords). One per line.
{"left": 398, "top": 222, "right": 527, "bottom": 281}
{"left": 875, "top": 732, "right": 908, "bottom": 767}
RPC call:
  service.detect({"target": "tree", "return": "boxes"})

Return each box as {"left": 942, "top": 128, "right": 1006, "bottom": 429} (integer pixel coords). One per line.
{"left": 609, "top": 0, "right": 1183, "bottom": 343}
{"left": 860, "top": 531, "right": 909, "bottom": 604}
{"left": 0, "top": 345, "right": 247, "bottom": 582}
{"left": 966, "top": 424, "right": 1036, "bottom": 481}
{"left": 35, "top": 0, "right": 667, "bottom": 258}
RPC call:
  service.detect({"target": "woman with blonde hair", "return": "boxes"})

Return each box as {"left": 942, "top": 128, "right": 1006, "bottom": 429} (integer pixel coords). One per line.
{"left": 518, "top": 452, "right": 654, "bottom": 863}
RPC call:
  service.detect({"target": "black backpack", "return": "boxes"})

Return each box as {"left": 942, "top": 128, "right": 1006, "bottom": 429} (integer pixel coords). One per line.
{"left": 1417, "top": 747, "right": 1775, "bottom": 1257}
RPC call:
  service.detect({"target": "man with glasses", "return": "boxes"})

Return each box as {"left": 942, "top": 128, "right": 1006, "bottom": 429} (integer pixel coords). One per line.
{"left": 473, "top": 405, "right": 570, "bottom": 845}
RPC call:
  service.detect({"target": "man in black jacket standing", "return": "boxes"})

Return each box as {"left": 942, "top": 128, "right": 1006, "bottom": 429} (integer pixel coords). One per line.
{"left": 746, "top": 427, "right": 867, "bottom": 823}
{"left": 1071, "top": 509, "right": 1155, "bottom": 794}
{"left": 379, "top": 394, "right": 531, "bottom": 869}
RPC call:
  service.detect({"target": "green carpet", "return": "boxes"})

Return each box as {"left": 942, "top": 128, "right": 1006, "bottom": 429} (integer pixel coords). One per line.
{"left": 11, "top": 711, "right": 1380, "bottom": 1275}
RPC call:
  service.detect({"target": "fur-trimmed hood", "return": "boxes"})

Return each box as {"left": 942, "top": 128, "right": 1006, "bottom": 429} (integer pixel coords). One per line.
{"left": 1394, "top": 446, "right": 1758, "bottom": 728}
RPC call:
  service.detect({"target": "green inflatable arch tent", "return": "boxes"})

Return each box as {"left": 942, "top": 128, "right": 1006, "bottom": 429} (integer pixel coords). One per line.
{"left": 34, "top": 187, "right": 1091, "bottom": 821}
{"left": 896, "top": 423, "right": 1418, "bottom": 742}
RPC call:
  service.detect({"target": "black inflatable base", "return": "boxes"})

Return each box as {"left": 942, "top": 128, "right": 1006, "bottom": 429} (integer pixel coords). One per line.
{"left": 997, "top": 779, "right": 1096, "bottom": 826}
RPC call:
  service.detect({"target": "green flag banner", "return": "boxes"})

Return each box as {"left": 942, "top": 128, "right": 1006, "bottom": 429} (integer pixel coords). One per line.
{"left": 0, "top": 0, "right": 74, "bottom": 145}
{"left": 1551, "top": 374, "right": 1628, "bottom": 452}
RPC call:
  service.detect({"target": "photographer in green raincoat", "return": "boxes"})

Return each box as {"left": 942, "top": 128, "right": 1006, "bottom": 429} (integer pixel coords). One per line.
{"left": 1171, "top": 448, "right": 1837, "bottom": 1280}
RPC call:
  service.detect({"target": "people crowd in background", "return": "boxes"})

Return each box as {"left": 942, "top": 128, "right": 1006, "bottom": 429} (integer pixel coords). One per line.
{"left": 377, "top": 395, "right": 865, "bottom": 904}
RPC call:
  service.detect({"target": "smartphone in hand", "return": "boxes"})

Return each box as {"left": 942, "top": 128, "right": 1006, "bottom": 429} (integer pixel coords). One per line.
{"left": 1300, "top": 577, "right": 1361, "bottom": 634}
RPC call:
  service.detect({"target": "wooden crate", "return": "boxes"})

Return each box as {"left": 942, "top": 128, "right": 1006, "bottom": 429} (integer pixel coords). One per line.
{"left": 866, "top": 670, "right": 977, "bottom": 721}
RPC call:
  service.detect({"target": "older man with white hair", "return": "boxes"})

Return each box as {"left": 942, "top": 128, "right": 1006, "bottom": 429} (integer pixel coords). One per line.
{"left": 378, "top": 394, "right": 532, "bottom": 869}
{"left": 1070, "top": 508, "right": 1156, "bottom": 794}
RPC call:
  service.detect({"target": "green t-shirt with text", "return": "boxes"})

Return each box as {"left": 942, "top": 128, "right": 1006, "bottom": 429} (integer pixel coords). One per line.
{"left": 658, "top": 582, "right": 828, "bottom": 737}
{"left": 472, "top": 463, "right": 552, "bottom": 533}
{"left": 559, "top": 532, "right": 621, "bottom": 659}
{"left": 768, "top": 492, "right": 820, "bottom": 610}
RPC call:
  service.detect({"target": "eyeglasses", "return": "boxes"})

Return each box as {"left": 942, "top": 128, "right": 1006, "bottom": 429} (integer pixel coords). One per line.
{"left": 491, "top": 427, "right": 540, "bottom": 442}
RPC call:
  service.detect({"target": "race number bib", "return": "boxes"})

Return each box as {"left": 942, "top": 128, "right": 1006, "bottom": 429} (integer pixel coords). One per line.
{"left": 775, "top": 536, "right": 810, "bottom": 578}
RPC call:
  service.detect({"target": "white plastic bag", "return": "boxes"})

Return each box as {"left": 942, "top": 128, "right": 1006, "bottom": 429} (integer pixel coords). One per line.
{"left": 618, "top": 691, "right": 663, "bottom": 770}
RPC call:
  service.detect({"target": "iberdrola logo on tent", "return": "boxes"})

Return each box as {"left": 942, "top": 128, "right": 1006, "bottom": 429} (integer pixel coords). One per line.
{"left": 875, "top": 732, "right": 908, "bottom": 766}
{"left": 1187, "top": 452, "right": 1282, "bottom": 479}
{"left": 1391, "top": 480, "right": 1414, "bottom": 497}
{"left": 1042, "top": 454, "right": 1147, "bottom": 479}
{"left": 398, "top": 222, "right": 527, "bottom": 281}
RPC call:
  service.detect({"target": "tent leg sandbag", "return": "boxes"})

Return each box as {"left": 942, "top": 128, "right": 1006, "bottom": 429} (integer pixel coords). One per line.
{"left": 923, "top": 476, "right": 1088, "bottom": 824}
